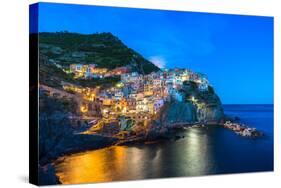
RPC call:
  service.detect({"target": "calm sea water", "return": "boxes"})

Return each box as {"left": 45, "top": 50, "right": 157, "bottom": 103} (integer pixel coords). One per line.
{"left": 54, "top": 105, "right": 274, "bottom": 184}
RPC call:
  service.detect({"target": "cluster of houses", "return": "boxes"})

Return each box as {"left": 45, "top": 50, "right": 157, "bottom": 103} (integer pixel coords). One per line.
{"left": 67, "top": 63, "right": 131, "bottom": 79}
{"left": 61, "top": 67, "right": 210, "bottom": 124}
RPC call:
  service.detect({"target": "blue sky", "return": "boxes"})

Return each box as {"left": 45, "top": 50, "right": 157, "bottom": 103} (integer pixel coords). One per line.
{"left": 34, "top": 2, "right": 274, "bottom": 104}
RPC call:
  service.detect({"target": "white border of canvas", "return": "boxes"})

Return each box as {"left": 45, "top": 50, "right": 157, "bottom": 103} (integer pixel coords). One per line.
{"left": 0, "top": 0, "right": 280, "bottom": 187}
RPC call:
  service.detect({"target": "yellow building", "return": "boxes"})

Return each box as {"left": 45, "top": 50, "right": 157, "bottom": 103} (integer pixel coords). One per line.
{"left": 102, "top": 98, "right": 113, "bottom": 106}
{"left": 114, "top": 98, "right": 128, "bottom": 113}
{"left": 91, "top": 67, "right": 108, "bottom": 74}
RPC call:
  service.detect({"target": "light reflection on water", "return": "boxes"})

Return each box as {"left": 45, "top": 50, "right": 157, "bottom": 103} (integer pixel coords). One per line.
{"left": 54, "top": 105, "right": 274, "bottom": 184}
{"left": 55, "top": 128, "right": 214, "bottom": 184}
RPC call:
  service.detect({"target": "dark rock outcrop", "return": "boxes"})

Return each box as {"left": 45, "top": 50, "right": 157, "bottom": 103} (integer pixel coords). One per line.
{"left": 159, "top": 83, "right": 224, "bottom": 125}
{"left": 160, "top": 102, "right": 197, "bottom": 125}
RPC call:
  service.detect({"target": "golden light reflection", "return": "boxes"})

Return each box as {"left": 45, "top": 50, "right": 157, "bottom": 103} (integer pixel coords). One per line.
{"left": 54, "top": 133, "right": 213, "bottom": 185}
{"left": 55, "top": 146, "right": 128, "bottom": 184}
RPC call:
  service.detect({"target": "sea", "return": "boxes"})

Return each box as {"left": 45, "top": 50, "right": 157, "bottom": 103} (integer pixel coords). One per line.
{"left": 54, "top": 104, "right": 274, "bottom": 184}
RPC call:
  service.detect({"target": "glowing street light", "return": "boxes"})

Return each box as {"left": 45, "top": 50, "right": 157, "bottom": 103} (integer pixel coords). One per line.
{"left": 80, "top": 105, "right": 88, "bottom": 113}
{"left": 191, "top": 96, "right": 195, "bottom": 102}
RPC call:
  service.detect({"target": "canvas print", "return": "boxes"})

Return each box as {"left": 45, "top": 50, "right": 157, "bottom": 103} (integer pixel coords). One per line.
{"left": 29, "top": 2, "right": 274, "bottom": 185}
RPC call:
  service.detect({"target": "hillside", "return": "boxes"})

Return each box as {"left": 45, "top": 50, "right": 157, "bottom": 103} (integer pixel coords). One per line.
{"left": 39, "top": 32, "right": 160, "bottom": 74}
{"left": 39, "top": 54, "right": 120, "bottom": 89}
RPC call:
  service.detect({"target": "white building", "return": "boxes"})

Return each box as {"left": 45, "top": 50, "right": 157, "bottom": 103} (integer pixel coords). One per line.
{"left": 113, "top": 91, "right": 124, "bottom": 100}
{"left": 153, "top": 99, "right": 164, "bottom": 113}
{"left": 70, "top": 64, "right": 83, "bottom": 73}
{"left": 198, "top": 82, "right": 209, "bottom": 91}
{"left": 136, "top": 98, "right": 149, "bottom": 113}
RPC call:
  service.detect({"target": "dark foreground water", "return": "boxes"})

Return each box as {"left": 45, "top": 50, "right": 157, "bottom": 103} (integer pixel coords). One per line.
{"left": 54, "top": 105, "right": 273, "bottom": 184}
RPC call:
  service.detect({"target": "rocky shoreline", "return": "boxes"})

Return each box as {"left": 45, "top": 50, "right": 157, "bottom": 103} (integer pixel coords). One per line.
{"left": 223, "top": 121, "right": 263, "bottom": 137}
{"left": 40, "top": 117, "right": 263, "bottom": 185}
{"left": 116, "top": 119, "right": 264, "bottom": 146}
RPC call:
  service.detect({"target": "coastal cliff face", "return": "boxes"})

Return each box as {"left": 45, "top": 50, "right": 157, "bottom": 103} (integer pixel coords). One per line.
{"left": 39, "top": 93, "right": 117, "bottom": 165}
{"left": 159, "top": 82, "right": 224, "bottom": 125}
{"left": 160, "top": 101, "right": 224, "bottom": 126}
{"left": 200, "top": 103, "right": 224, "bottom": 122}
{"left": 160, "top": 102, "right": 197, "bottom": 125}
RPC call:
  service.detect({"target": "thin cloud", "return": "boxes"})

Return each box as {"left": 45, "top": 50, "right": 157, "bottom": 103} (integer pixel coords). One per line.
{"left": 149, "top": 56, "right": 166, "bottom": 68}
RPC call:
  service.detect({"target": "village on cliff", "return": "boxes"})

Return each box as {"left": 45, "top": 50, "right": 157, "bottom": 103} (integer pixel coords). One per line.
{"left": 40, "top": 62, "right": 211, "bottom": 138}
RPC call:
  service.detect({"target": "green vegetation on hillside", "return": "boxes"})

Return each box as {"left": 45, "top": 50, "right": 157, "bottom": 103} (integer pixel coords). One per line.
{"left": 39, "top": 32, "right": 159, "bottom": 74}
{"left": 182, "top": 81, "right": 222, "bottom": 106}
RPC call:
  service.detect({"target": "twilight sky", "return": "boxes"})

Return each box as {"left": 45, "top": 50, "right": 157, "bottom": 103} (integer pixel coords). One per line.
{"left": 35, "top": 2, "right": 274, "bottom": 104}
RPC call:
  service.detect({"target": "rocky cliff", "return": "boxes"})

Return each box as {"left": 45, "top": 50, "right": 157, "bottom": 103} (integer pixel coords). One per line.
{"left": 160, "top": 81, "right": 224, "bottom": 126}
{"left": 160, "top": 102, "right": 197, "bottom": 124}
